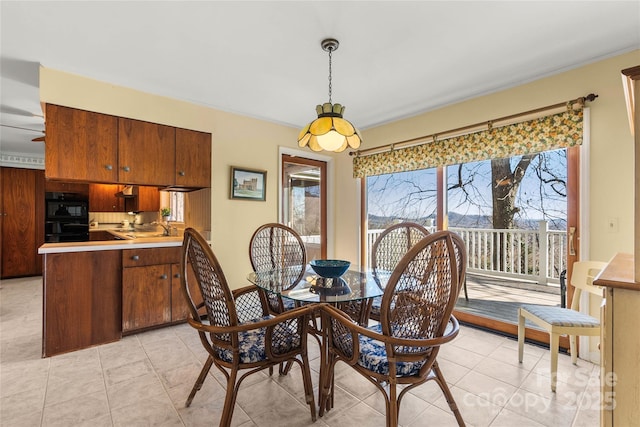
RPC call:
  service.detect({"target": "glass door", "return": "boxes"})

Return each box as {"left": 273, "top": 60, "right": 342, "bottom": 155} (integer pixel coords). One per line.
{"left": 281, "top": 155, "right": 327, "bottom": 261}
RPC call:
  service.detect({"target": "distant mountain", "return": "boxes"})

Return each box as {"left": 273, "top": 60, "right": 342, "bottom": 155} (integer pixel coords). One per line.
{"left": 368, "top": 213, "right": 566, "bottom": 231}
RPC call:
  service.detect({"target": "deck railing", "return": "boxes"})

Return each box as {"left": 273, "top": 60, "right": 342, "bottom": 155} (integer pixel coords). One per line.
{"left": 366, "top": 220, "right": 566, "bottom": 285}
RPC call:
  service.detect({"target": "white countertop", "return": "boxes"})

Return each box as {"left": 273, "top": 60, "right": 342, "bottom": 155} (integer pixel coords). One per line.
{"left": 39, "top": 228, "right": 184, "bottom": 254}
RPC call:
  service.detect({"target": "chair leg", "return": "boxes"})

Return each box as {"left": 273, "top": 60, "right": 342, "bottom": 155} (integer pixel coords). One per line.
{"left": 299, "top": 355, "right": 317, "bottom": 422}
{"left": 550, "top": 332, "right": 560, "bottom": 392}
{"left": 463, "top": 278, "right": 469, "bottom": 301}
{"left": 185, "top": 355, "right": 214, "bottom": 407}
{"left": 433, "top": 363, "right": 466, "bottom": 426}
{"left": 517, "top": 309, "right": 525, "bottom": 363}
{"left": 569, "top": 334, "right": 578, "bottom": 365}
{"left": 388, "top": 381, "right": 399, "bottom": 427}
{"left": 220, "top": 368, "right": 239, "bottom": 427}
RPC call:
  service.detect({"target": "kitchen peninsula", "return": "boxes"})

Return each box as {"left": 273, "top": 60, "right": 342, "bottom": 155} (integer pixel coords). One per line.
{"left": 38, "top": 231, "right": 206, "bottom": 357}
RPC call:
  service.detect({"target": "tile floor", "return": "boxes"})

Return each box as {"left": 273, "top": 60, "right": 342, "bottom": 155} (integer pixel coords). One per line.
{"left": 0, "top": 276, "right": 600, "bottom": 426}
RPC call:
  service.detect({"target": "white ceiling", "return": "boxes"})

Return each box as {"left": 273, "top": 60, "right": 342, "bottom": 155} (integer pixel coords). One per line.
{"left": 1, "top": 1, "right": 639, "bottom": 157}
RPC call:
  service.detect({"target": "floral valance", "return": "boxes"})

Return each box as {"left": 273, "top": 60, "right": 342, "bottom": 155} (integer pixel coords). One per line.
{"left": 353, "top": 109, "right": 583, "bottom": 178}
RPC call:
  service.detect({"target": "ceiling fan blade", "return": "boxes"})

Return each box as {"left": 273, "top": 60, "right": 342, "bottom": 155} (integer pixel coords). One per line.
{"left": 0, "top": 123, "right": 44, "bottom": 133}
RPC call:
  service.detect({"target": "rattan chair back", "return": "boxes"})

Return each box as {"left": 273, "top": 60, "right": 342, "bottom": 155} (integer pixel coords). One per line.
{"left": 371, "top": 221, "right": 430, "bottom": 275}
{"left": 249, "top": 223, "right": 307, "bottom": 313}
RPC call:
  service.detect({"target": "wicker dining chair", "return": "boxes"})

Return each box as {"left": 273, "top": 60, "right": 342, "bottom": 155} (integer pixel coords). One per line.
{"left": 320, "top": 231, "right": 467, "bottom": 427}
{"left": 249, "top": 223, "right": 307, "bottom": 314}
{"left": 368, "top": 222, "right": 431, "bottom": 322}
{"left": 181, "top": 228, "right": 316, "bottom": 427}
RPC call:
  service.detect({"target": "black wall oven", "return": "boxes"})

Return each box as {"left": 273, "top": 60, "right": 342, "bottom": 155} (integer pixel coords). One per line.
{"left": 45, "top": 192, "right": 89, "bottom": 242}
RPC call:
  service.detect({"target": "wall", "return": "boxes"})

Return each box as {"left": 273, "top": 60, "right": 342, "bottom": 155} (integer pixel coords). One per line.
{"left": 40, "top": 67, "right": 304, "bottom": 287}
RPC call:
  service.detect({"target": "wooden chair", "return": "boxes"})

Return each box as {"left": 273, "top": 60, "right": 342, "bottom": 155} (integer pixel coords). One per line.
{"left": 368, "top": 222, "right": 431, "bottom": 322}
{"left": 518, "top": 260, "right": 607, "bottom": 392}
{"left": 181, "top": 228, "right": 316, "bottom": 427}
{"left": 249, "top": 223, "right": 306, "bottom": 314}
{"left": 321, "top": 231, "right": 467, "bottom": 427}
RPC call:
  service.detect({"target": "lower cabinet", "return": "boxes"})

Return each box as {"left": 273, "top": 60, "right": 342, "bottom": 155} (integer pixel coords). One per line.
{"left": 122, "top": 246, "right": 197, "bottom": 333}
{"left": 122, "top": 264, "right": 172, "bottom": 332}
{"left": 171, "top": 263, "right": 202, "bottom": 322}
{"left": 43, "top": 250, "right": 122, "bottom": 357}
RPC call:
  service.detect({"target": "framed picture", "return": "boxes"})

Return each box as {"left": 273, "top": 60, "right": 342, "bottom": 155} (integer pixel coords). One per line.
{"left": 230, "top": 166, "right": 267, "bottom": 201}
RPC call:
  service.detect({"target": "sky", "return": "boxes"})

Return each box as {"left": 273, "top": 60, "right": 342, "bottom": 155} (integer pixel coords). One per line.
{"left": 367, "top": 149, "right": 567, "bottom": 228}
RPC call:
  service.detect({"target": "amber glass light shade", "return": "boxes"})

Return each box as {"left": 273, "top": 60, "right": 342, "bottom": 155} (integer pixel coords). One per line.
{"left": 298, "top": 103, "right": 362, "bottom": 152}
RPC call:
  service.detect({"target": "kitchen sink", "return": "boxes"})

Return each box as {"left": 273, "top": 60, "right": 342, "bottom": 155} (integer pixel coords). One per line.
{"left": 105, "top": 229, "right": 170, "bottom": 239}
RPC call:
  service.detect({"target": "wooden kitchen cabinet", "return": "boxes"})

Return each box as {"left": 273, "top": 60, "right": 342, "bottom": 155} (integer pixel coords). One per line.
{"left": 170, "top": 262, "right": 202, "bottom": 322}
{"left": 175, "top": 128, "right": 211, "bottom": 188}
{"left": 43, "top": 250, "right": 122, "bottom": 356}
{"left": 1, "top": 167, "right": 45, "bottom": 279}
{"left": 124, "top": 185, "right": 160, "bottom": 212}
{"left": 45, "top": 180, "right": 90, "bottom": 196}
{"left": 45, "top": 104, "right": 119, "bottom": 182}
{"left": 122, "top": 246, "right": 182, "bottom": 333}
{"left": 89, "top": 183, "right": 124, "bottom": 211}
{"left": 122, "top": 264, "right": 172, "bottom": 332}
{"left": 118, "top": 118, "right": 176, "bottom": 186}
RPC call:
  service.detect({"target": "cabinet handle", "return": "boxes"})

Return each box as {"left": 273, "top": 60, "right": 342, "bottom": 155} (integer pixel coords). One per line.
{"left": 160, "top": 274, "right": 168, "bottom": 280}
{"left": 105, "top": 164, "right": 113, "bottom": 170}
{"left": 179, "top": 171, "right": 186, "bottom": 176}
{"left": 122, "top": 166, "right": 130, "bottom": 172}
{"left": 174, "top": 273, "right": 181, "bottom": 278}
{"left": 131, "top": 255, "right": 139, "bottom": 261}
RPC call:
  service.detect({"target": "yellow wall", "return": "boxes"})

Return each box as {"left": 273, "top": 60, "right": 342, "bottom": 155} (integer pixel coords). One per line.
{"left": 40, "top": 67, "right": 303, "bottom": 287}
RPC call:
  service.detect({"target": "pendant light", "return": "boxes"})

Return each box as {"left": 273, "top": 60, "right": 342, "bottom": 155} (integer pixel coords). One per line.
{"left": 298, "top": 38, "right": 362, "bottom": 153}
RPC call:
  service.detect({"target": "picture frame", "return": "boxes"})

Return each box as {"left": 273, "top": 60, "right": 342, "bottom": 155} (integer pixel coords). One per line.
{"left": 230, "top": 166, "right": 267, "bottom": 201}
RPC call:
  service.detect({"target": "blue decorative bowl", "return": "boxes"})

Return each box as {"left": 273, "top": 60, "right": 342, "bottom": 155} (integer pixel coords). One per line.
{"left": 310, "top": 259, "right": 350, "bottom": 278}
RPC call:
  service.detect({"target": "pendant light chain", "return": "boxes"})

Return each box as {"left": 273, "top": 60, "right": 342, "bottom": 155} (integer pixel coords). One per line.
{"left": 327, "top": 48, "right": 333, "bottom": 104}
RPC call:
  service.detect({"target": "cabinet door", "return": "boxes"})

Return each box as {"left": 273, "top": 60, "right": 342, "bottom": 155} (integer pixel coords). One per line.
{"left": 171, "top": 262, "right": 202, "bottom": 322}
{"left": 122, "top": 265, "right": 172, "bottom": 332}
{"left": 118, "top": 118, "right": 176, "bottom": 186}
{"left": 134, "top": 186, "right": 160, "bottom": 212}
{"left": 43, "top": 250, "right": 122, "bottom": 357}
{"left": 45, "top": 104, "right": 118, "bottom": 182}
{"left": 1, "top": 168, "right": 43, "bottom": 278}
{"left": 175, "top": 128, "right": 211, "bottom": 188}
{"left": 89, "top": 184, "right": 124, "bottom": 212}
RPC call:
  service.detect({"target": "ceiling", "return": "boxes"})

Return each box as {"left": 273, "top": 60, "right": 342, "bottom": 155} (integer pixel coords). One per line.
{"left": 1, "top": 1, "right": 638, "bottom": 157}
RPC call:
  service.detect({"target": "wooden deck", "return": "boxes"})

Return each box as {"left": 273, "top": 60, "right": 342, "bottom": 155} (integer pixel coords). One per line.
{"left": 455, "top": 273, "right": 561, "bottom": 327}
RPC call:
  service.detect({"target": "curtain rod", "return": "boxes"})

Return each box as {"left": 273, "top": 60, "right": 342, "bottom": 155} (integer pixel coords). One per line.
{"left": 349, "top": 93, "right": 598, "bottom": 157}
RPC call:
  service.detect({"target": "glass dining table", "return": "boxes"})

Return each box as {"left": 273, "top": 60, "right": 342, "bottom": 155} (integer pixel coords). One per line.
{"left": 247, "top": 264, "right": 389, "bottom": 415}
{"left": 247, "top": 264, "right": 387, "bottom": 305}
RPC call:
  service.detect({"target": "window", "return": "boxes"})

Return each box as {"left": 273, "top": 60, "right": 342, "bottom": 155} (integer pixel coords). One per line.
{"left": 160, "top": 191, "right": 184, "bottom": 222}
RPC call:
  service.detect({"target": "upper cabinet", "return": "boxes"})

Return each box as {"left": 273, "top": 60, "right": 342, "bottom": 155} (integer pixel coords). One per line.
{"left": 45, "top": 104, "right": 118, "bottom": 182}
{"left": 44, "top": 104, "right": 211, "bottom": 189}
{"left": 118, "top": 118, "right": 176, "bottom": 186}
{"left": 89, "top": 184, "right": 124, "bottom": 212}
{"left": 175, "top": 128, "right": 211, "bottom": 188}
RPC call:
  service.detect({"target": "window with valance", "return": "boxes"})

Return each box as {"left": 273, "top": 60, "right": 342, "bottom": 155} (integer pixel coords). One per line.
{"left": 353, "top": 109, "right": 583, "bottom": 178}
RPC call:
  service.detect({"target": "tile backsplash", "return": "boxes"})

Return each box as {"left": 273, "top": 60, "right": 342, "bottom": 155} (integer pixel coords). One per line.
{"left": 90, "top": 211, "right": 160, "bottom": 226}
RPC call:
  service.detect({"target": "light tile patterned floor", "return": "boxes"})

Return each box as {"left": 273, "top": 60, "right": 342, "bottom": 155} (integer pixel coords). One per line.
{"left": 0, "top": 276, "right": 600, "bottom": 426}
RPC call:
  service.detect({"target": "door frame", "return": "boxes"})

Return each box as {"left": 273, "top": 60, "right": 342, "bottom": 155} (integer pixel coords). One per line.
{"left": 278, "top": 147, "right": 334, "bottom": 258}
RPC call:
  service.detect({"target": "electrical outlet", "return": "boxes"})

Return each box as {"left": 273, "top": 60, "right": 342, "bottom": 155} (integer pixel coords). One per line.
{"left": 607, "top": 217, "right": 619, "bottom": 233}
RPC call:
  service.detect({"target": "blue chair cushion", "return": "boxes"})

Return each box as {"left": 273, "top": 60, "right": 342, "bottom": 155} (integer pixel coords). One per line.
{"left": 520, "top": 304, "right": 599, "bottom": 327}
{"left": 357, "top": 324, "right": 426, "bottom": 376}
{"left": 217, "top": 315, "right": 274, "bottom": 364}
